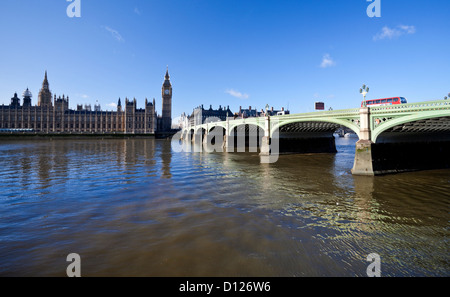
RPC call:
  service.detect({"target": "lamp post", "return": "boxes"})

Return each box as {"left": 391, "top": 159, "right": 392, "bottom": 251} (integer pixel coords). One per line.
{"left": 360, "top": 84, "right": 370, "bottom": 107}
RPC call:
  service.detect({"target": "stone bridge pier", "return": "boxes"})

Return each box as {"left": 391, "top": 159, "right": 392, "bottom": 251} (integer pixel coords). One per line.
{"left": 351, "top": 107, "right": 374, "bottom": 176}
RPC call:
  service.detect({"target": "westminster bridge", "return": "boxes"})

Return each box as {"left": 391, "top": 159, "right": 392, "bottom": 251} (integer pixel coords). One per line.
{"left": 178, "top": 99, "right": 450, "bottom": 175}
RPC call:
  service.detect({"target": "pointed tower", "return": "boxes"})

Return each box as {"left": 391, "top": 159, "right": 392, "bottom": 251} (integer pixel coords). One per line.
{"left": 161, "top": 67, "right": 172, "bottom": 131}
{"left": 117, "top": 97, "right": 122, "bottom": 112}
{"left": 38, "top": 71, "right": 53, "bottom": 108}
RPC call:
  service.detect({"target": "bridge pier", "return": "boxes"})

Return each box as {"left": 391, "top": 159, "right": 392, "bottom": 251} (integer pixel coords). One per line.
{"left": 352, "top": 107, "right": 375, "bottom": 176}
{"left": 224, "top": 119, "right": 233, "bottom": 152}
{"left": 260, "top": 136, "right": 270, "bottom": 156}
{"left": 352, "top": 139, "right": 374, "bottom": 176}
{"left": 203, "top": 126, "right": 208, "bottom": 145}
{"left": 259, "top": 116, "right": 271, "bottom": 156}
{"left": 192, "top": 129, "right": 202, "bottom": 147}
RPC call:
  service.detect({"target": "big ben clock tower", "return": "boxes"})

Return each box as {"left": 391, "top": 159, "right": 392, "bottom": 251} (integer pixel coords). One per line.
{"left": 161, "top": 67, "right": 172, "bottom": 131}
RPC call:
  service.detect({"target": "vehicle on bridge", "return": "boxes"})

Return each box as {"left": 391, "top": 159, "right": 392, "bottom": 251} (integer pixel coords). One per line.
{"left": 362, "top": 97, "right": 407, "bottom": 107}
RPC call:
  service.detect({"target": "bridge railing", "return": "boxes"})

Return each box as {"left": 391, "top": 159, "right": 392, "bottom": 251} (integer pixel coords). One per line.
{"left": 370, "top": 99, "right": 450, "bottom": 113}
{"left": 272, "top": 108, "right": 361, "bottom": 119}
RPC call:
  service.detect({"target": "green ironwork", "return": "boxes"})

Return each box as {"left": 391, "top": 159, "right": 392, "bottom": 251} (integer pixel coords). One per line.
{"left": 184, "top": 99, "right": 450, "bottom": 144}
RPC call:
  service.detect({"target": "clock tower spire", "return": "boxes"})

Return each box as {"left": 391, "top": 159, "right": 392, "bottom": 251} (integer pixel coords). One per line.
{"left": 38, "top": 70, "right": 52, "bottom": 108}
{"left": 161, "top": 67, "right": 172, "bottom": 131}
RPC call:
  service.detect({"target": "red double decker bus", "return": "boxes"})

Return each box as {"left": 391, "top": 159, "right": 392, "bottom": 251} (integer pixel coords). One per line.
{"left": 361, "top": 97, "right": 407, "bottom": 107}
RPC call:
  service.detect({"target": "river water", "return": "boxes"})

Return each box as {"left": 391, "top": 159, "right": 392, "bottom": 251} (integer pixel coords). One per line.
{"left": 0, "top": 137, "right": 448, "bottom": 276}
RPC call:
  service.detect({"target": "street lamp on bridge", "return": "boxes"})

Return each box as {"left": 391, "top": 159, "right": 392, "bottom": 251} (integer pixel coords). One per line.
{"left": 360, "top": 84, "right": 369, "bottom": 107}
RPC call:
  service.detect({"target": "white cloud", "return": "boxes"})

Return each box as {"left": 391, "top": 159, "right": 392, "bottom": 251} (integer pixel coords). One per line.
{"left": 373, "top": 25, "right": 416, "bottom": 41}
{"left": 399, "top": 25, "right": 416, "bottom": 34}
{"left": 225, "top": 89, "right": 249, "bottom": 99}
{"left": 81, "top": 94, "right": 89, "bottom": 99}
{"left": 134, "top": 7, "right": 141, "bottom": 15}
{"left": 103, "top": 26, "right": 124, "bottom": 42}
{"left": 320, "top": 54, "right": 336, "bottom": 68}
{"left": 106, "top": 103, "right": 117, "bottom": 109}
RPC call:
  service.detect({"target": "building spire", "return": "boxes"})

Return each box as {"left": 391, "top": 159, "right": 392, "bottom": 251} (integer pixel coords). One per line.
{"left": 165, "top": 66, "right": 170, "bottom": 80}
{"left": 42, "top": 70, "right": 49, "bottom": 90}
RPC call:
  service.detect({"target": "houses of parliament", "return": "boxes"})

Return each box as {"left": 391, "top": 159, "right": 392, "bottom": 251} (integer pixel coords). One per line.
{"left": 0, "top": 69, "right": 173, "bottom": 135}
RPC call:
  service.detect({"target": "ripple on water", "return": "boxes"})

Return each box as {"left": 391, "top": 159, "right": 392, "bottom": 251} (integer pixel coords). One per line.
{"left": 0, "top": 138, "right": 448, "bottom": 276}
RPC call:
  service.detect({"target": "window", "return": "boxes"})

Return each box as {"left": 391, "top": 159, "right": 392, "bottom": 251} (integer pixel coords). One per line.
{"left": 387, "top": 99, "right": 392, "bottom": 103}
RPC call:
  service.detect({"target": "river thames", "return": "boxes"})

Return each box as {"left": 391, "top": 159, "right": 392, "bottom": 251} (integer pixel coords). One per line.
{"left": 0, "top": 137, "right": 448, "bottom": 276}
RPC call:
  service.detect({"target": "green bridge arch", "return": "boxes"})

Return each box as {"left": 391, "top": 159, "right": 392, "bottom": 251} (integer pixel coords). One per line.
{"left": 270, "top": 118, "right": 361, "bottom": 139}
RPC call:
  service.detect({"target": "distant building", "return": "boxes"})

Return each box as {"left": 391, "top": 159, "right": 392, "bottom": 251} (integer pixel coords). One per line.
{"left": 0, "top": 69, "right": 173, "bottom": 134}
{"left": 237, "top": 105, "right": 289, "bottom": 118}
{"left": 187, "top": 105, "right": 234, "bottom": 126}
{"left": 238, "top": 106, "right": 260, "bottom": 118}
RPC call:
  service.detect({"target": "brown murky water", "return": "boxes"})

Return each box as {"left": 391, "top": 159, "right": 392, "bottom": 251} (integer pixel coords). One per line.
{"left": 0, "top": 137, "right": 448, "bottom": 276}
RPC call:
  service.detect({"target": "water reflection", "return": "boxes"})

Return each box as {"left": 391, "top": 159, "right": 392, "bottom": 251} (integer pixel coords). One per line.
{"left": 0, "top": 137, "right": 448, "bottom": 276}
{"left": 160, "top": 140, "right": 172, "bottom": 179}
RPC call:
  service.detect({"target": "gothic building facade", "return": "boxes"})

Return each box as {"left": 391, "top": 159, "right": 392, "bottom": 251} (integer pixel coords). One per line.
{"left": 0, "top": 70, "right": 173, "bottom": 134}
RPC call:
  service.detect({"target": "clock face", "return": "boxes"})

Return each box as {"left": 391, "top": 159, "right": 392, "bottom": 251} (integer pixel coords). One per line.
{"left": 164, "top": 89, "right": 170, "bottom": 95}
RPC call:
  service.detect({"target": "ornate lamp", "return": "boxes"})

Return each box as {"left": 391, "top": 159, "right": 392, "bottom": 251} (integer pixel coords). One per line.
{"left": 360, "top": 84, "right": 369, "bottom": 107}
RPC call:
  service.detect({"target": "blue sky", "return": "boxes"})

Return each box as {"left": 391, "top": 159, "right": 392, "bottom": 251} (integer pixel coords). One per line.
{"left": 0, "top": 0, "right": 449, "bottom": 119}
